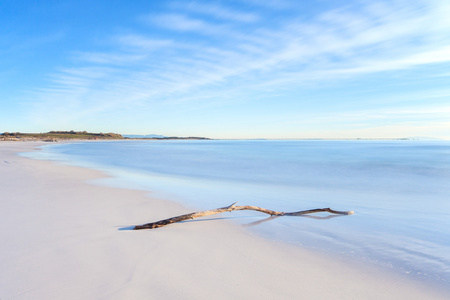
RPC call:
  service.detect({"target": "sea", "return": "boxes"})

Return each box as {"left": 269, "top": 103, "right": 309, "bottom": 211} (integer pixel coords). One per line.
{"left": 22, "top": 139, "right": 450, "bottom": 286}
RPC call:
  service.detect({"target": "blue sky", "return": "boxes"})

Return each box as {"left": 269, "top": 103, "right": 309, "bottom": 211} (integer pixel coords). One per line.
{"left": 1, "top": 0, "right": 450, "bottom": 139}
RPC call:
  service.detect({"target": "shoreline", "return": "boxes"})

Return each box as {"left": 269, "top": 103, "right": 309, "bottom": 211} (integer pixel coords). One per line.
{"left": 1, "top": 141, "right": 448, "bottom": 299}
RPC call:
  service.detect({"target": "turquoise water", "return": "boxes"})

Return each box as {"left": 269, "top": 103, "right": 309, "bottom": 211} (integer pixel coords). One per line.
{"left": 24, "top": 140, "right": 450, "bottom": 285}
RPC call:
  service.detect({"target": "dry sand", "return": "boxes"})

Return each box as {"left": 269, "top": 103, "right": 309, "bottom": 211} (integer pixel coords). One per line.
{"left": 1, "top": 142, "right": 448, "bottom": 300}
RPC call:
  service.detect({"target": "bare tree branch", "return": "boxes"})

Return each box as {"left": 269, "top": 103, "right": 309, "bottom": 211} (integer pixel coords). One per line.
{"left": 133, "top": 203, "right": 354, "bottom": 230}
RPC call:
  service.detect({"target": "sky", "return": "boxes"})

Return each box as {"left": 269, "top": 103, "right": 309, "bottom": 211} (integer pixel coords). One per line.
{"left": 1, "top": 0, "right": 450, "bottom": 139}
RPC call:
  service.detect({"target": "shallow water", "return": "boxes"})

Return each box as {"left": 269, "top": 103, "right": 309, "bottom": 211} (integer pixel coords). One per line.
{"left": 23, "top": 140, "right": 450, "bottom": 285}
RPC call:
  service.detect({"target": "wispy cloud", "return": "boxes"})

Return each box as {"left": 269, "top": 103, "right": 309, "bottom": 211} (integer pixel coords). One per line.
{"left": 27, "top": 0, "right": 450, "bottom": 135}
{"left": 116, "top": 34, "right": 173, "bottom": 50}
{"left": 236, "top": 0, "right": 294, "bottom": 10}
{"left": 273, "top": 105, "right": 450, "bottom": 139}
{"left": 75, "top": 52, "right": 147, "bottom": 65}
{"left": 147, "top": 13, "right": 227, "bottom": 35}
{"left": 173, "top": 2, "right": 260, "bottom": 23}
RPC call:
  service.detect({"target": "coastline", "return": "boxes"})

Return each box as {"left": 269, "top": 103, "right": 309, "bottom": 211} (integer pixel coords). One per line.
{"left": 1, "top": 141, "right": 448, "bottom": 299}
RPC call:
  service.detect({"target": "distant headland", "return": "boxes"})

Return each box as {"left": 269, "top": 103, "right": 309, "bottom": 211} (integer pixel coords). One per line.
{"left": 0, "top": 131, "right": 210, "bottom": 142}
{"left": 1, "top": 131, "right": 124, "bottom": 142}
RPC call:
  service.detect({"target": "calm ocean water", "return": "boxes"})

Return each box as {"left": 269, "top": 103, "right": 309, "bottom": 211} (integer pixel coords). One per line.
{"left": 23, "top": 140, "right": 450, "bottom": 285}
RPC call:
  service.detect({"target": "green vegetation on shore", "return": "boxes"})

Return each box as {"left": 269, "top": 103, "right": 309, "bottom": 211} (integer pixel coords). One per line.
{"left": 1, "top": 131, "right": 124, "bottom": 141}
{"left": 1, "top": 131, "right": 211, "bottom": 141}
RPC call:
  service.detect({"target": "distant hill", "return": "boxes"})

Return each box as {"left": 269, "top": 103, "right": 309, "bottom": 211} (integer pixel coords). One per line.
{"left": 1, "top": 131, "right": 124, "bottom": 141}
{"left": 1, "top": 131, "right": 210, "bottom": 141}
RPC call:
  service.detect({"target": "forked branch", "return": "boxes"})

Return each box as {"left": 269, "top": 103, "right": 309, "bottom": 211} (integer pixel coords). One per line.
{"left": 133, "top": 202, "right": 354, "bottom": 230}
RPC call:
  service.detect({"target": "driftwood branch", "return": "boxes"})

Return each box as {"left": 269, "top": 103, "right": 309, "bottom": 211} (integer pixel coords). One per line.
{"left": 133, "top": 202, "right": 354, "bottom": 230}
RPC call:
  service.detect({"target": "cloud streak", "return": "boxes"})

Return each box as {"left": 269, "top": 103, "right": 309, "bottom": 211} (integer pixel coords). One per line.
{"left": 175, "top": 2, "right": 260, "bottom": 23}
{"left": 27, "top": 0, "right": 450, "bottom": 137}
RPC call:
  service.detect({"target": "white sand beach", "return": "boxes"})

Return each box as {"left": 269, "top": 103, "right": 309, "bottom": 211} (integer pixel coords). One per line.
{"left": 1, "top": 142, "right": 448, "bottom": 300}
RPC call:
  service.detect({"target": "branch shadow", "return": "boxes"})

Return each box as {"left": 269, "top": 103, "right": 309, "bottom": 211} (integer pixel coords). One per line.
{"left": 118, "top": 226, "right": 135, "bottom": 231}
{"left": 243, "top": 213, "right": 346, "bottom": 227}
